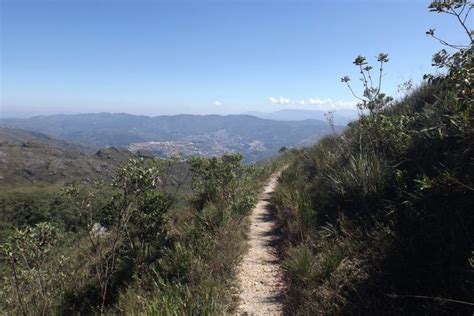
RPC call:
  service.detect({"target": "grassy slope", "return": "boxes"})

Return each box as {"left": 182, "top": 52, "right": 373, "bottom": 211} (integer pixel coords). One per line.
{"left": 272, "top": 83, "right": 473, "bottom": 314}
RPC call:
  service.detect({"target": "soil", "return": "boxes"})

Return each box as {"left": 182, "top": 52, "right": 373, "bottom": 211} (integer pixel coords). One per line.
{"left": 236, "top": 172, "right": 285, "bottom": 315}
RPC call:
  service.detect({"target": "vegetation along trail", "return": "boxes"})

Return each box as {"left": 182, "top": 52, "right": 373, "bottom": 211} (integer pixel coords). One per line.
{"left": 237, "top": 171, "right": 285, "bottom": 315}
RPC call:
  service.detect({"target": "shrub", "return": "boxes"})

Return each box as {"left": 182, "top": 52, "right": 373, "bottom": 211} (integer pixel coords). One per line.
{"left": 0, "top": 223, "right": 68, "bottom": 315}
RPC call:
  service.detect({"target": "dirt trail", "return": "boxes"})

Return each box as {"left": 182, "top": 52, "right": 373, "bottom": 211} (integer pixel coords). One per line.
{"left": 236, "top": 172, "right": 284, "bottom": 315}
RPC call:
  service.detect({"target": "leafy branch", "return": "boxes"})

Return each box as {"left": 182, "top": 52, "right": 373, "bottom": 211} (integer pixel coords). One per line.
{"left": 341, "top": 53, "right": 393, "bottom": 114}
{"left": 427, "top": 0, "right": 473, "bottom": 47}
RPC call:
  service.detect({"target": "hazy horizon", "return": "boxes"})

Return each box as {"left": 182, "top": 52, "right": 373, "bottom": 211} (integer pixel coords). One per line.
{"left": 0, "top": 107, "right": 359, "bottom": 120}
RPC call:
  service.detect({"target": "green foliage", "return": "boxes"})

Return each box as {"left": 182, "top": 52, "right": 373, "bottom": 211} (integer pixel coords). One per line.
{"left": 1, "top": 152, "right": 266, "bottom": 314}
{"left": 0, "top": 187, "right": 89, "bottom": 234}
{"left": 190, "top": 153, "right": 255, "bottom": 213}
{"left": 60, "top": 158, "right": 175, "bottom": 313}
{"left": 0, "top": 223, "right": 68, "bottom": 315}
{"left": 114, "top": 158, "right": 165, "bottom": 195}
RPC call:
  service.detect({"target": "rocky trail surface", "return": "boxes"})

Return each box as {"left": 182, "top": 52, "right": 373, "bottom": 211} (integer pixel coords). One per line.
{"left": 236, "top": 172, "right": 285, "bottom": 315}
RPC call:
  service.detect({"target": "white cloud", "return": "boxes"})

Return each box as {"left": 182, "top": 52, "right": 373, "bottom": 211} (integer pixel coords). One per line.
{"left": 269, "top": 96, "right": 291, "bottom": 105}
{"left": 307, "top": 98, "right": 331, "bottom": 105}
{"left": 213, "top": 100, "right": 222, "bottom": 106}
{"left": 267, "top": 96, "right": 357, "bottom": 110}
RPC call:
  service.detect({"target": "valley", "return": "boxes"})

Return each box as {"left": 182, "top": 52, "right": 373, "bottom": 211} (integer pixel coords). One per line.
{"left": 1, "top": 113, "right": 337, "bottom": 162}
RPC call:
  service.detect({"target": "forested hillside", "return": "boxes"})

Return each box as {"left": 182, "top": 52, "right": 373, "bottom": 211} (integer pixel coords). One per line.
{"left": 272, "top": 2, "right": 473, "bottom": 314}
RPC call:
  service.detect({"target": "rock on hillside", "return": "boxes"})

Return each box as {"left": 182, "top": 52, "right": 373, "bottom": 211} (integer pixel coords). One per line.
{"left": 0, "top": 128, "right": 135, "bottom": 186}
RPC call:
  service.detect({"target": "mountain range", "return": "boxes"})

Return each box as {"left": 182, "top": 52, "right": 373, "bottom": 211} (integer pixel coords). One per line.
{"left": 1, "top": 113, "right": 339, "bottom": 161}
{"left": 244, "top": 109, "right": 358, "bottom": 125}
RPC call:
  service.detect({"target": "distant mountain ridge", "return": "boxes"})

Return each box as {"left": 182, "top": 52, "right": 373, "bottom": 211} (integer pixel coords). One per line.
{"left": 1, "top": 113, "right": 338, "bottom": 161}
{"left": 244, "top": 109, "right": 358, "bottom": 125}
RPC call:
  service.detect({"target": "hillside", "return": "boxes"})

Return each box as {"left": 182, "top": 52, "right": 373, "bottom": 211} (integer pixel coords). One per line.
{"left": 0, "top": 113, "right": 336, "bottom": 161}
{"left": 0, "top": 127, "right": 136, "bottom": 186}
{"left": 0, "top": 127, "right": 93, "bottom": 153}
{"left": 271, "top": 53, "right": 473, "bottom": 313}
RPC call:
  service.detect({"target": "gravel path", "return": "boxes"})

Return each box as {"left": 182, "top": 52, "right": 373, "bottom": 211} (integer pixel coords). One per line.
{"left": 236, "top": 172, "right": 284, "bottom": 315}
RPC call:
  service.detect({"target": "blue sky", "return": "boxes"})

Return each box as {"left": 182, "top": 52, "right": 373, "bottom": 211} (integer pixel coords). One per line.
{"left": 0, "top": 0, "right": 469, "bottom": 117}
